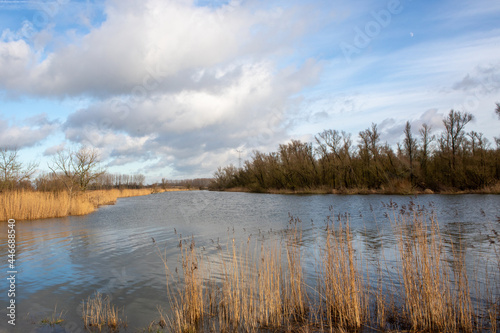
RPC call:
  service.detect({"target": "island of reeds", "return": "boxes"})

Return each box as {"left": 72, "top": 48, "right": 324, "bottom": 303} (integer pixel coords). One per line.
{"left": 210, "top": 109, "right": 500, "bottom": 194}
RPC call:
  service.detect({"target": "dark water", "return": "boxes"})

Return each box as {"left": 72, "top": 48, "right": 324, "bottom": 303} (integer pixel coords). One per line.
{"left": 0, "top": 192, "right": 499, "bottom": 332}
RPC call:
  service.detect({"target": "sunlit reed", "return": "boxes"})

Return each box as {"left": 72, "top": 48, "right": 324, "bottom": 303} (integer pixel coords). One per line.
{"left": 157, "top": 209, "right": 498, "bottom": 333}
{"left": 0, "top": 188, "right": 181, "bottom": 221}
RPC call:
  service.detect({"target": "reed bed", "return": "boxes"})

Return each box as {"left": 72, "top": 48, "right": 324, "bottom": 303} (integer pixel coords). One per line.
{"left": 318, "top": 214, "right": 367, "bottom": 330}
{"left": 157, "top": 209, "right": 499, "bottom": 333}
{"left": 82, "top": 292, "right": 127, "bottom": 332}
{"left": 0, "top": 188, "right": 175, "bottom": 221}
{"left": 390, "top": 210, "right": 475, "bottom": 332}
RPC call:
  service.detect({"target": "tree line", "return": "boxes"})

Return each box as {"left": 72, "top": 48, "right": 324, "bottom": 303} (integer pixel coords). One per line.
{"left": 0, "top": 146, "right": 147, "bottom": 192}
{"left": 210, "top": 108, "right": 500, "bottom": 193}
{"left": 0, "top": 145, "right": 210, "bottom": 195}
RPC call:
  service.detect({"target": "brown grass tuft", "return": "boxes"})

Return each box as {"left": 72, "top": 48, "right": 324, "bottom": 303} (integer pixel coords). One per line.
{"left": 82, "top": 292, "right": 126, "bottom": 332}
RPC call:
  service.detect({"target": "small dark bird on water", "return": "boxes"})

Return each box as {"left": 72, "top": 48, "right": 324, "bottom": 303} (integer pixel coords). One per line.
{"left": 152, "top": 237, "right": 155, "bottom": 243}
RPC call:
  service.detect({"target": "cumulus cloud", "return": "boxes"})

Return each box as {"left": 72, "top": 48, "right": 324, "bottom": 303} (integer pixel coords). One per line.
{"left": 452, "top": 64, "right": 500, "bottom": 94}
{"left": 0, "top": 0, "right": 325, "bottom": 176}
{"left": 0, "top": 113, "right": 59, "bottom": 148}
{"left": 43, "top": 142, "right": 66, "bottom": 156}
{"left": 0, "top": 0, "right": 314, "bottom": 98}
{"left": 63, "top": 58, "right": 322, "bottom": 175}
{"left": 377, "top": 109, "right": 445, "bottom": 145}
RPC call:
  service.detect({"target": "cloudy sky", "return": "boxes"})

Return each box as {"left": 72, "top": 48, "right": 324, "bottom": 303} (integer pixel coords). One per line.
{"left": 1, "top": 0, "right": 499, "bottom": 181}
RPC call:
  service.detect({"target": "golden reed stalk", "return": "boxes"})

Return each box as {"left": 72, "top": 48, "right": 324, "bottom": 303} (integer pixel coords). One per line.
{"left": 82, "top": 292, "right": 126, "bottom": 332}
{"left": 157, "top": 210, "right": 498, "bottom": 333}
{"left": 0, "top": 188, "right": 185, "bottom": 221}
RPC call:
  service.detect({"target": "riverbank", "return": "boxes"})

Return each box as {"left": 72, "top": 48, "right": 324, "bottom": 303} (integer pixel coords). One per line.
{"left": 0, "top": 188, "right": 188, "bottom": 221}
{"left": 220, "top": 182, "right": 500, "bottom": 195}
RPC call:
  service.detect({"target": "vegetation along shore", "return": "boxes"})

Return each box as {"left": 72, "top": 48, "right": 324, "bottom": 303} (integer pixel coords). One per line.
{"left": 0, "top": 146, "right": 199, "bottom": 221}
{"left": 0, "top": 188, "right": 187, "bottom": 222}
{"left": 211, "top": 109, "right": 500, "bottom": 195}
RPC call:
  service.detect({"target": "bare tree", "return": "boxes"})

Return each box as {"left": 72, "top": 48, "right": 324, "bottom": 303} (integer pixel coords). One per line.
{"left": 0, "top": 147, "right": 38, "bottom": 190}
{"left": 419, "top": 123, "right": 434, "bottom": 184}
{"left": 315, "top": 129, "right": 342, "bottom": 187}
{"left": 403, "top": 121, "right": 418, "bottom": 185}
{"left": 73, "top": 147, "right": 105, "bottom": 191}
{"left": 440, "top": 110, "right": 473, "bottom": 186}
{"left": 48, "top": 146, "right": 105, "bottom": 196}
{"left": 495, "top": 103, "right": 500, "bottom": 149}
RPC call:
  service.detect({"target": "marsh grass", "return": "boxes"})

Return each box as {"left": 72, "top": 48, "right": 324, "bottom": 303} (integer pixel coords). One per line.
{"left": 40, "top": 305, "right": 65, "bottom": 326}
{"left": 390, "top": 210, "right": 475, "bottom": 332}
{"left": 82, "top": 292, "right": 126, "bottom": 332}
{"left": 0, "top": 188, "right": 176, "bottom": 221}
{"left": 319, "top": 213, "right": 367, "bottom": 330}
{"left": 156, "top": 208, "right": 498, "bottom": 333}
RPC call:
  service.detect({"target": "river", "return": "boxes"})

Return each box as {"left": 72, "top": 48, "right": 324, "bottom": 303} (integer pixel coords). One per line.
{"left": 1, "top": 191, "right": 499, "bottom": 332}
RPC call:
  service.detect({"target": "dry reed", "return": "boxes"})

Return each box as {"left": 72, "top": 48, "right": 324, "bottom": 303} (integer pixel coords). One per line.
{"left": 156, "top": 237, "right": 206, "bottom": 333}
{"left": 389, "top": 208, "right": 477, "bottom": 332}
{"left": 156, "top": 208, "right": 498, "bottom": 333}
{"left": 319, "top": 213, "right": 367, "bottom": 330}
{"left": 82, "top": 292, "right": 126, "bottom": 332}
{"left": 0, "top": 188, "right": 179, "bottom": 221}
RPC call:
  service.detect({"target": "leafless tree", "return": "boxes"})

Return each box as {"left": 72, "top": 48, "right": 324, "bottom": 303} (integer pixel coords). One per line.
{"left": 73, "top": 147, "right": 105, "bottom": 191}
{"left": 419, "top": 123, "right": 434, "bottom": 183}
{"left": 404, "top": 121, "right": 418, "bottom": 185}
{"left": 48, "top": 146, "right": 105, "bottom": 196}
{"left": 440, "top": 110, "right": 473, "bottom": 186}
{"left": 0, "top": 147, "right": 38, "bottom": 190}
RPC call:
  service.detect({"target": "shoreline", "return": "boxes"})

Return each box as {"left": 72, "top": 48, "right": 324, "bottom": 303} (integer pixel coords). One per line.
{"left": 0, "top": 188, "right": 191, "bottom": 222}
{"left": 217, "top": 185, "right": 500, "bottom": 195}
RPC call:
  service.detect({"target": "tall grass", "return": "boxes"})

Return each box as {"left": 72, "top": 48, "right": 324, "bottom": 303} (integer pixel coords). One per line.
{"left": 157, "top": 209, "right": 499, "bottom": 333}
{"left": 319, "top": 214, "right": 366, "bottom": 330}
{"left": 0, "top": 188, "right": 178, "bottom": 221}
{"left": 392, "top": 210, "right": 474, "bottom": 332}
{"left": 82, "top": 292, "right": 126, "bottom": 332}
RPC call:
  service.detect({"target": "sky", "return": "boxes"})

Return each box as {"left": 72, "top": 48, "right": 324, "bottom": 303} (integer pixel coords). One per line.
{"left": 0, "top": 0, "right": 499, "bottom": 182}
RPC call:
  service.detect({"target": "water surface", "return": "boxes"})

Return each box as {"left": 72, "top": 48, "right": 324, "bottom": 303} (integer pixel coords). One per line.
{"left": 1, "top": 192, "right": 499, "bottom": 332}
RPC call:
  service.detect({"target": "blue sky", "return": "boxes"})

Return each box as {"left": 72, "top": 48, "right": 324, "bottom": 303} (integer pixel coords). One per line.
{"left": 1, "top": 0, "right": 499, "bottom": 182}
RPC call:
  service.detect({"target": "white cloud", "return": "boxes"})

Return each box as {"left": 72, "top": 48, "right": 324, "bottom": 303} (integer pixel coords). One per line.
{"left": 43, "top": 142, "right": 66, "bottom": 156}
{"left": 0, "top": 0, "right": 314, "bottom": 98}
{"left": 0, "top": 113, "right": 59, "bottom": 148}
{"left": 63, "top": 58, "right": 322, "bottom": 175}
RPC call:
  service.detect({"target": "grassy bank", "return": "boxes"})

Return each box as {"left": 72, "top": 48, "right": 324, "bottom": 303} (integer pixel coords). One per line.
{"left": 220, "top": 182, "right": 500, "bottom": 195}
{"left": 0, "top": 188, "right": 186, "bottom": 221}
{"left": 154, "top": 210, "right": 499, "bottom": 333}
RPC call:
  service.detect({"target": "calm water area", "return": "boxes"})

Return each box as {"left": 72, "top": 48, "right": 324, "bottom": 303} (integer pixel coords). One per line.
{"left": 1, "top": 191, "right": 499, "bottom": 332}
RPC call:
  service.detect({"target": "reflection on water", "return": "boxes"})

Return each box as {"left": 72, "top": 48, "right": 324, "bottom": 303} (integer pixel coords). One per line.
{"left": 0, "top": 192, "right": 499, "bottom": 332}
